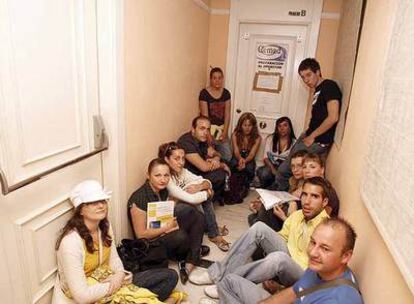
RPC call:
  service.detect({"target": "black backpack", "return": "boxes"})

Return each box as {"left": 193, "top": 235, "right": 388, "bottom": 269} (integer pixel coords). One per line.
{"left": 224, "top": 171, "right": 249, "bottom": 204}
{"left": 117, "top": 238, "right": 169, "bottom": 272}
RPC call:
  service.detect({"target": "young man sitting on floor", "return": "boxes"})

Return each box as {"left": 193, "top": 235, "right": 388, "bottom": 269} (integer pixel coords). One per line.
{"left": 223, "top": 218, "right": 363, "bottom": 304}
{"left": 178, "top": 115, "right": 231, "bottom": 205}
{"left": 190, "top": 177, "right": 333, "bottom": 301}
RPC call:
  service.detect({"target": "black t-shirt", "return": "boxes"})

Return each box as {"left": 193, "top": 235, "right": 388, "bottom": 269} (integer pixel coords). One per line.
{"left": 127, "top": 180, "right": 169, "bottom": 212}
{"left": 305, "top": 79, "right": 342, "bottom": 144}
{"left": 199, "top": 88, "right": 231, "bottom": 125}
{"left": 177, "top": 131, "right": 208, "bottom": 175}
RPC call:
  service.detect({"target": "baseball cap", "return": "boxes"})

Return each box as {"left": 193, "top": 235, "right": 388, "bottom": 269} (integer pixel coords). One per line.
{"left": 70, "top": 180, "right": 111, "bottom": 208}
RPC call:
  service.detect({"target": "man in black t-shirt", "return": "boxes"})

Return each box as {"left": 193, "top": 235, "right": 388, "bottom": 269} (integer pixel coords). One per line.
{"left": 178, "top": 116, "right": 231, "bottom": 203}
{"left": 271, "top": 58, "right": 342, "bottom": 191}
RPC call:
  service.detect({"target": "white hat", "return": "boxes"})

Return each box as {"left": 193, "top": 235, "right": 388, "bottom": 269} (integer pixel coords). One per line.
{"left": 70, "top": 180, "right": 111, "bottom": 208}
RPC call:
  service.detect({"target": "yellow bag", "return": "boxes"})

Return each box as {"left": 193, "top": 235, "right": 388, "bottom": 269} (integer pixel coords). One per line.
{"left": 87, "top": 266, "right": 164, "bottom": 304}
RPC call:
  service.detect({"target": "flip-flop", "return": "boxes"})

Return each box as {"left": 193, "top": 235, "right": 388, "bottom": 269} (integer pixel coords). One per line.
{"left": 218, "top": 225, "right": 229, "bottom": 236}
{"left": 209, "top": 236, "right": 231, "bottom": 252}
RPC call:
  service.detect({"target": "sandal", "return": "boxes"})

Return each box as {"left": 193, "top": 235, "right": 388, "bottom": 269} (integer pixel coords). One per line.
{"left": 209, "top": 236, "right": 231, "bottom": 252}
{"left": 218, "top": 225, "right": 229, "bottom": 236}
{"left": 169, "top": 290, "right": 188, "bottom": 303}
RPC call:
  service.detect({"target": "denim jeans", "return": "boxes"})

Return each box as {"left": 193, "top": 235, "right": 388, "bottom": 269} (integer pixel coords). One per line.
{"left": 215, "top": 138, "right": 232, "bottom": 162}
{"left": 218, "top": 273, "right": 270, "bottom": 304}
{"left": 271, "top": 135, "right": 330, "bottom": 191}
{"left": 202, "top": 200, "right": 220, "bottom": 238}
{"left": 208, "top": 222, "right": 304, "bottom": 285}
{"left": 132, "top": 268, "right": 178, "bottom": 301}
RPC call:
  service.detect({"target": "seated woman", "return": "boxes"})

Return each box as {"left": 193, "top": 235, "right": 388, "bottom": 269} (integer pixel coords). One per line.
{"left": 52, "top": 180, "right": 178, "bottom": 304}
{"left": 230, "top": 112, "right": 261, "bottom": 187}
{"left": 256, "top": 116, "right": 296, "bottom": 188}
{"left": 128, "top": 158, "right": 206, "bottom": 284}
{"left": 159, "top": 142, "right": 230, "bottom": 252}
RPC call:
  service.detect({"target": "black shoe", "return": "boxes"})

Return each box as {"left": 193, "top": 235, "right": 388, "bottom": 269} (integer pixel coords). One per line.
{"left": 197, "top": 258, "right": 214, "bottom": 269}
{"left": 200, "top": 245, "right": 210, "bottom": 257}
{"left": 178, "top": 260, "right": 188, "bottom": 284}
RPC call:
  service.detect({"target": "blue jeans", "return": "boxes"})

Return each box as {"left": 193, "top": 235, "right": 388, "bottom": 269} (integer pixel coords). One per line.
{"left": 202, "top": 200, "right": 220, "bottom": 238}
{"left": 208, "top": 222, "right": 303, "bottom": 285}
{"left": 132, "top": 268, "right": 178, "bottom": 301}
{"left": 271, "top": 135, "right": 329, "bottom": 191}
{"left": 218, "top": 274, "right": 270, "bottom": 304}
{"left": 215, "top": 138, "right": 232, "bottom": 162}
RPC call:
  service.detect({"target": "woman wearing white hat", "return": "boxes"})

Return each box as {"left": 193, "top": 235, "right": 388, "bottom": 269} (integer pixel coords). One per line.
{"left": 52, "top": 180, "right": 180, "bottom": 304}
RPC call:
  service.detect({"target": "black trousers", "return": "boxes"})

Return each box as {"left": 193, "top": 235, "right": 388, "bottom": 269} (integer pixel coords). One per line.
{"left": 158, "top": 203, "right": 205, "bottom": 265}
{"left": 201, "top": 168, "right": 226, "bottom": 201}
{"left": 132, "top": 268, "right": 178, "bottom": 301}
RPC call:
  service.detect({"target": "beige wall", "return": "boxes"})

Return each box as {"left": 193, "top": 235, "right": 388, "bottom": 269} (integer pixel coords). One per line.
{"left": 124, "top": 0, "right": 210, "bottom": 219}
{"left": 326, "top": 0, "right": 414, "bottom": 302}
{"left": 316, "top": 0, "right": 342, "bottom": 79}
{"left": 207, "top": 0, "right": 230, "bottom": 77}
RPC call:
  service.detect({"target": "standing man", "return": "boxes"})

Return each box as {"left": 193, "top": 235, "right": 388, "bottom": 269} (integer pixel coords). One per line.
{"left": 272, "top": 58, "right": 342, "bottom": 191}
{"left": 178, "top": 116, "right": 230, "bottom": 204}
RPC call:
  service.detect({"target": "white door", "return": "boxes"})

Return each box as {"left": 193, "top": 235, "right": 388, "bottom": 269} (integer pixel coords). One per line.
{"left": 232, "top": 23, "right": 309, "bottom": 145}
{"left": 0, "top": 1, "right": 119, "bottom": 303}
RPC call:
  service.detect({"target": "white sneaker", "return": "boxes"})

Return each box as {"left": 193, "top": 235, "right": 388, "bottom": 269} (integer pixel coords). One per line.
{"left": 199, "top": 297, "right": 218, "bottom": 304}
{"left": 204, "top": 285, "right": 219, "bottom": 299}
{"left": 189, "top": 269, "right": 214, "bottom": 285}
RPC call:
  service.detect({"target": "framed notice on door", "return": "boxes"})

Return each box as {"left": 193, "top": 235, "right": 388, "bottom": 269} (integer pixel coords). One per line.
{"left": 253, "top": 71, "right": 283, "bottom": 93}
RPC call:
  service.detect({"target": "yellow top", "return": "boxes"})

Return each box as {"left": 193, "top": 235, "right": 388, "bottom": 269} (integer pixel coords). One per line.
{"left": 83, "top": 240, "right": 111, "bottom": 276}
{"left": 278, "top": 209, "right": 329, "bottom": 269}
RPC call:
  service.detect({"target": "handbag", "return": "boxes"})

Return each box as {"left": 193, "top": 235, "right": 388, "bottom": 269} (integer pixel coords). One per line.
{"left": 117, "top": 238, "right": 169, "bottom": 273}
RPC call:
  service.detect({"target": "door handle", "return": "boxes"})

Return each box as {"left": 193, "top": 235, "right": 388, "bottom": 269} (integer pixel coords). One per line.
{"left": 236, "top": 109, "right": 242, "bottom": 114}
{"left": 259, "top": 122, "right": 267, "bottom": 129}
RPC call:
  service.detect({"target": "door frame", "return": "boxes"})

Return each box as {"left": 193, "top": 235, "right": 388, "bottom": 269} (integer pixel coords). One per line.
{"left": 96, "top": 0, "right": 127, "bottom": 242}
{"left": 226, "top": 0, "right": 323, "bottom": 131}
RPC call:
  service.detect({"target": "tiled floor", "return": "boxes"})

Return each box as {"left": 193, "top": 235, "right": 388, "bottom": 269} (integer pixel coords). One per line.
{"left": 173, "top": 190, "right": 256, "bottom": 303}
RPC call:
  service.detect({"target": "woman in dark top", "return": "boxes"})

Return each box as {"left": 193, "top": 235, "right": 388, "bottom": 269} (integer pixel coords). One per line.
{"left": 128, "top": 158, "right": 206, "bottom": 284}
{"left": 199, "top": 67, "right": 232, "bottom": 162}
{"left": 230, "top": 112, "right": 261, "bottom": 187}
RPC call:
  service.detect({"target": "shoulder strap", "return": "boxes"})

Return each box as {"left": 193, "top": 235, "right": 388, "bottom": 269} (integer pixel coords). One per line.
{"left": 98, "top": 228, "right": 103, "bottom": 266}
{"left": 296, "top": 278, "right": 360, "bottom": 298}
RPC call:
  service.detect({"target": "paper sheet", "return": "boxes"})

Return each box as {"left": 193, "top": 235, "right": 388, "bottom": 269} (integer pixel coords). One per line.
{"left": 256, "top": 189, "right": 299, "bottom": 210}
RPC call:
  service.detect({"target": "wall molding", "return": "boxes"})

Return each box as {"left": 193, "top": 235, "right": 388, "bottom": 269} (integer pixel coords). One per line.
{"left": 211, "top": 8, "right": 230, "bottom": 15}
{"left": 192, "top": 0, "right": 210, "bottom": 13}
{"left": 321, "top": 12, "right": 340, "bottom": 20}
{"left": 192, "top": 1, "right": 335, "bottom": 18}
{"left": 192, "top": 0, "right": 230, "bottom": 15}
{"left": 13, "top": 196, "right": 73, "bottom": 302}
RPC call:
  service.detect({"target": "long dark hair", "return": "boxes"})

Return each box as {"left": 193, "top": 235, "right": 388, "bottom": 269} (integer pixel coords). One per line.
{"left": 55, "top": 204, "right": 112, "bottom": 253}
{"left": 158, "top": 142, "right": 184, "bottom": 177}
{"left": 272, "top": 116, "right": 296, "bottom": 153}
{"left": 234, "top": 112, "right": 259, "bottom": 150}
{"left": 158, "top": 141, "right": 184, "bottom": 159}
